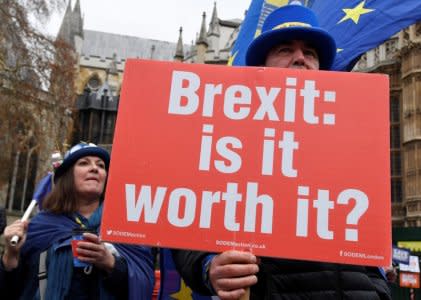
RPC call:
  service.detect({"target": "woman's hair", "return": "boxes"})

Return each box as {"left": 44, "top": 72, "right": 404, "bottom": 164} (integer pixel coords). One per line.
{"left": 43, "top": 161, "right": 108, "bottom": 214}
{"left": 42, "top": 165, "right": 79, "bottom": 214}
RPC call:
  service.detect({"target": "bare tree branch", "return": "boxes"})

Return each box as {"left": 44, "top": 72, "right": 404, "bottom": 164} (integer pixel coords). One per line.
{"left": 0, "top": 0, "right": 75, "bottom": 198}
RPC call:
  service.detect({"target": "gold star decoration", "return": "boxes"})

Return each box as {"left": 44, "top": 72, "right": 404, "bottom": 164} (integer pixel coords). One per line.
{"left": 170, "top": 279, "right": 193, "bottom": 300}
{"left": 338, "top": 1, "right": 375, "bottom": 24}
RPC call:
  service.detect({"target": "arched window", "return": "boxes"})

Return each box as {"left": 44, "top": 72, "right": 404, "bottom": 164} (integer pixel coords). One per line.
{"left": 86, "top": 74, "right": 101, "bottom": 91}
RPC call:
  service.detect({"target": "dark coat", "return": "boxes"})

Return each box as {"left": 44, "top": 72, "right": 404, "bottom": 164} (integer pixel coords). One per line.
{"left": 0, "top": 207, "right": 6, "bottom": 234}
{"left": 172, "top": 250, "right": 392, "bottom": 300}
{"left": 0, "top": 249, "right": 129, "bottom": 299}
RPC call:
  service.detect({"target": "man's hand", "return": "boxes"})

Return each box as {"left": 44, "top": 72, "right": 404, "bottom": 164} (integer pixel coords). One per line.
{"left": 209, "top": 250, "right": 259, "bottom": 300}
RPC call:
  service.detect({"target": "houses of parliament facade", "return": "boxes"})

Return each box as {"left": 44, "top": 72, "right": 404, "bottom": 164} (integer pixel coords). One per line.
{"left": 4, "top": 1, "right": 421, "bottom": 249}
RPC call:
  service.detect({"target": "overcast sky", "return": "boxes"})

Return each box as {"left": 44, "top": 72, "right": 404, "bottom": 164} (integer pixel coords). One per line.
{"left": 47, "top": 0, "right": 251, "bottom": 43}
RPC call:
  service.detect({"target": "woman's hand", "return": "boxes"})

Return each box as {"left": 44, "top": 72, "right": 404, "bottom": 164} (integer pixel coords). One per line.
{"left": 2, "top": 220, "right": 28, "bottom": 270}
{"left": 75, "top": 232, "right": 115, "bottom": 273}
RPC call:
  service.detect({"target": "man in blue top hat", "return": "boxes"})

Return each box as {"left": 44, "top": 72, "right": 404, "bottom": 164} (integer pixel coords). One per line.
{"left": 245, "top": 3, "right": 336, "bottom": 70}
{"left": 172, "top": 4, "right": 391, "bottom": 300}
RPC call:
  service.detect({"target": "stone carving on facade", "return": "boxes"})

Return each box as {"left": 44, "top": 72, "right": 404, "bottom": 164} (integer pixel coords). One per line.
{"left": 374, "top": 47, "right": 380, "bottom": 65}
{"left": 385, "top": 39, "right": 398, "bottom": 60}
{"left": 416, "top": 23, "right": 421, "bottom": 37}
{"left": 355, "top": 53, "right": 367, "bottom": 69}
{"left": 402, "top": 29, "right": 410, "bottom": 47}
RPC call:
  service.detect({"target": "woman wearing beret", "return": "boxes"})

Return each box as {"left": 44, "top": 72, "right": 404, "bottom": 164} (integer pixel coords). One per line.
{"left": 0, "top": 143, "right": 155, "bottom": 299}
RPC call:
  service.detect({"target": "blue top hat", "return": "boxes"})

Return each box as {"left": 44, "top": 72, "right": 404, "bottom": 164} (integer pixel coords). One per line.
{"left": 54, "top": 143, "right": 110, "bottom": 181}
{"left": 245, "top": 5, "right": 336, "bottom": 70}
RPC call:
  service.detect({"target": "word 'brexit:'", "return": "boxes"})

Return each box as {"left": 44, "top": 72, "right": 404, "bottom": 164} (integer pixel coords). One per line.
{"left": 168, "top": 71, "right": 337, "bottom": 125}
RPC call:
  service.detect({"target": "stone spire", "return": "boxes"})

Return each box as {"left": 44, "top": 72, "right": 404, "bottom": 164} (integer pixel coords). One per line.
{"left": 107, "top": 53, "right": 118, "bottom": 75}
{"left": 174, "top": 27, "right": 185, "bottom": 62}
{"left": 72, "top": 0, "right": 84, "bottom": 38}
{"left": 57, "top": 0, "right": 73, "bottom": 44}
{"left": 57, "top": 0, "right": 84, "bottom": 48}
{"left": 208, "top": 2, "right": 220, "bottom": 37}
{"left": 150, "top": 44, "right": 156, "bottom": 59}
{"left": 197, "top": 12, "right": 208, "bottom": 46}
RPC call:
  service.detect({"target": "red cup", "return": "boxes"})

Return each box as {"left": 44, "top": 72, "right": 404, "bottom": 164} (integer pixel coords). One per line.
{"left": 71, "top": 228, "right": 94, "bottom": 267}
{"left": 71, "top": 239, "right": 80, "bottom": 258}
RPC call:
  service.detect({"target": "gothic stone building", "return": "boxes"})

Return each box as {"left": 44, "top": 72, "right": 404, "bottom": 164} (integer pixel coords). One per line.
{"left": 352, "top": 24, "right": 421, "bottom": 230}
{"left": 54, "top": 1, "right": 241, "bottom": 156}
{"left": 57, "top": 1, "right": 240, "bottom": 150}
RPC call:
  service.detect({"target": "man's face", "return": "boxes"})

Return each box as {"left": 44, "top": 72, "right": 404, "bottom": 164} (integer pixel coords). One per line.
{"left": 264, "top": 40, "right": 320, "bottom": 70}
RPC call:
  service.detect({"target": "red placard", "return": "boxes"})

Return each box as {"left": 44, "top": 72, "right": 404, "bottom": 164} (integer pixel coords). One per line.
{"left": 400, "top": 272, "right": 420, "bottom": 289}
{"left": 101, "top": 60, "right": 391, "bottom": 266}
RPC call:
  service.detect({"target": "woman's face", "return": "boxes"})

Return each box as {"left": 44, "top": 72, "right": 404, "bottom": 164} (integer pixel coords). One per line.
{"left": 73, "top": 156, "right": 107, "bottom": 200}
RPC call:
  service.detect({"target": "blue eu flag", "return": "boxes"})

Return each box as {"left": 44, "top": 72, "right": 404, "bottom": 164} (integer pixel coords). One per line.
{"left": 32, "top": 173, "right": 53, "bottom": 209}
{"left": 159, "top": 248, "right": 217, "bottom": 300}
{"left": 312, "top": 0, "right": 421, "bottom": 70}
{"left": 228, "top": 0, "right": 264, "bottom": 67}
{"left": 230, "top": 0, "right": 421, "bottom": 71}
